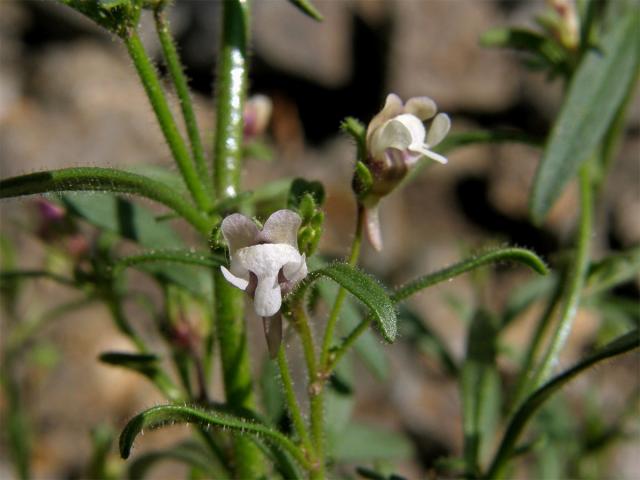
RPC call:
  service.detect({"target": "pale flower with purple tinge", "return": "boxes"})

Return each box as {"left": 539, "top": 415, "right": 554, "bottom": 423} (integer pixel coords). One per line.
{"left": 362, "top": 94, "right": 451, "bottom": 251}
{"left": 220, "top": 209, "right": 308, "bottom": 355}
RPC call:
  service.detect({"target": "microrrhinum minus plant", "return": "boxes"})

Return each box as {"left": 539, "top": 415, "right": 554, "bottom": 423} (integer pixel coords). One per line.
{"left": 0, "top": 0, "right": 638, "bottom": 479}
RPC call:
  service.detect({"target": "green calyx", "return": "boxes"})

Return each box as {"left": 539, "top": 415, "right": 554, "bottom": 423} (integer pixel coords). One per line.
{"left": 60, "top": 0, "right": 142, "bottom": 37}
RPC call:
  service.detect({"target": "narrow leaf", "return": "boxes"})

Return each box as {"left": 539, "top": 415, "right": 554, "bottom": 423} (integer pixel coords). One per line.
{"left": 530, "top": 13, "right": 640, "bottom": 222}
{"left": 99, "top": 352, "right": 182, "bottom": 402}
{"left": 287, "top": 0, "right": 323, "bottom": 21}
{"left": 392, "top": 247, "right": 548, "bottom": 304}
{"left": 585, "top": 246, "right": 640, "bottom": 296}
{"left": 0, "top": 167, "right": 211, "bottom": 234}
{"left": 487, "top": 330, "right": 640, "bottom": 478}
{"left": 119, "top": 404, "right": 309, "bottom": 469}
{"left": 318, "top": 281, "right": 388, "bottom": 379}
{"left": 293, "top": 263, "right": 397, "bottom": 342}
{"left": 461, "top": 311, "right": 501, "bottom": 475}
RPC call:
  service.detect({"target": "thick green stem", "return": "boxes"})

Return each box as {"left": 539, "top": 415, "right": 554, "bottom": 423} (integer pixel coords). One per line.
{"left": 211, "top": 0, "right": 263, "bottom": 477}
{"left": 123, "top": 31, "right": 212, "bottom": 212}
{"left": 528, "top": 165, "right": 593, "bottom": 389}
{"left": 213, "top": 272, "right": 263, "bottom": 478}
{"left": 213, "top": 0, "right": 249, "bottom": 197}
{"left": 154, "top": 11, "right": 213, "bottom": 196}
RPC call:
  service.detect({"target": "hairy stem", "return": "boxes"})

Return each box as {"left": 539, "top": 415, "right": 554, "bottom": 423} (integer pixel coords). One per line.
{"left": 276, "top": 347, "right": 314, "bottom": 460}
{"left": 123, "top": 30, "right": 212, "bottom": 211}
{"left": 211, "top": 0, "right": 263, "bottom": 476}
{"left": 529, "top": 164, "right": 593, "bottom": 389}
{"left": 154, "top": 10, "right": 212, "bottom": 196}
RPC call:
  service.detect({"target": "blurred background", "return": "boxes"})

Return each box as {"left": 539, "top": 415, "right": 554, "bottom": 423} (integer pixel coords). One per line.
{"left": 0, "top": 0, "right": 638, "bottom": 478}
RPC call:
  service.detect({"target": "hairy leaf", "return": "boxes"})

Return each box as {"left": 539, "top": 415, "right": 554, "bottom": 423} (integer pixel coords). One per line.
{"left": 119, "top": 404, "right": 309, "bottom": 469}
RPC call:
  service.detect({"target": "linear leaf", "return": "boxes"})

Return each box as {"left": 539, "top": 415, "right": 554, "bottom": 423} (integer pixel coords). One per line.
{"left": 287, "top": 0, "right": 323, "bottom": 21}
{"left": 99, "top": 352, "right": 183, "bottom": 402}
{"left": 330, "top": 423, "right": 413, "bottom": 462}
{"left": 292, "top": 263, "right": 397, "bottom": 342}
{"left": 530, "top": 13, "right": 640, "bottom": 222}
{"left": 486, "top": 329, "right": 640, "bottom": 478}
{"left": 119, "top": 404, "right": 309, "bottom": 469}
{"left": 392, "top": 247, "right": 548, "bottom": 304}
{"left": 0, "top": 167, "right": 211, "bottom": 234}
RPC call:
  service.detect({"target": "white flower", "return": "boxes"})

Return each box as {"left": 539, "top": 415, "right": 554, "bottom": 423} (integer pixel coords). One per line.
{"left": 367, "top": 93, "right": 451, "bottom": 167}
{"left": 220, "top": 209, "right": 308, "bottom": 318}
{"left": 362, "top": 94, "right": 451, "bottom": 251}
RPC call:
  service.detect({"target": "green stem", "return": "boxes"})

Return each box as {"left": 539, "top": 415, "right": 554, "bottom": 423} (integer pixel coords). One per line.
{"left": 508, "top": 277, "right": 564, "bottom": 414}
{"left": 0, "top": 167, "right": 212, "bottom": 235}
{"left": 319, "top": 205, "right": 364, "bottom": 368}
{"left": 154, "top": 10, "right": 212, "bottom": 196}
{"left": 213, "top": 0, "right": 250, "bottom": 197}
{"left": 276, "top": 347, "right": 314, "bottom": 459}
{"left": 213, "top": 271, "right": 263, "bottom": 478}
{"left": 529, "top": 164, "right": 593, "bottom": 389}
{"left": 211, "top": 0, "right": 263, "bottom": 476}
{"left": 327, "top": 247, "right": 548, "bottom": 372}
{"left": 123, "top": 30, "right": 212, "bottom": 212}
{"left": 288, "top": 302, "right": 323, "bottom": 479}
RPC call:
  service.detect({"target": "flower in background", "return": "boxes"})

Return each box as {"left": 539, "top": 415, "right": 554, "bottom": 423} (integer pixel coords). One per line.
{"left": 220, "top": 209, "right": 307, "bottom": 356}
{"left": 361, "top": 93, "right": 450, "bottom": 250}
{"left": 243, "top": 94, "right": 273, "bottom": 139}
{"left": 546, "top": 0, "right": 579, "bottom": 50}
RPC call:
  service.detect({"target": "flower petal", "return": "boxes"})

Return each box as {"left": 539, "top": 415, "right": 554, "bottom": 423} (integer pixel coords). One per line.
{"left": 405, "top": 96, "right": 437, "bottom": 121}
{"left": 236, "top": 244, "right": 301, "bottom": 277}
{"left": 366, "top": 93, "right": 404, "bottom": 145}
{"left": 426, "top": 113, "right": 451, "bottom": 147}
{"left": 283, "top": 253, "right": 307, "bottom": 285}
{"left": 221, "top": 214, "right": 260, "bottom": 256}
{"left": 371, "top": 114, "right": 420, "bottom": 159}
{"left": 364, "top": 204, "right": 383, "bottom": 251}
{"left": 254, "top": 272, "right": 282, "bottom": 317}
{"left": 220, "top": 266, "right": 250, "bottom": 290}
{"left": 260, "top": 209, "right": 302, "bottom": 247}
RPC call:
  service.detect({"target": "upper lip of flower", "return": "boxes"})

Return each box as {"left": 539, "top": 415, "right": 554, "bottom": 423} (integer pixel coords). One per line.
{"left": 367, "top": 93, "right": 451, "bottom": 166}
{"left": 219, "top": 210, "right": 308, "bottom": 317}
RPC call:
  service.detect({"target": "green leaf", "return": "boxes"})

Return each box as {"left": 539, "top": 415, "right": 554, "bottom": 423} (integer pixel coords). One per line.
{"left": 99, "top": 352, "right": 182, "bottom": 401}
{"left": 392, "top": 247, "right": 548, "bottom": 304}
{"left": 62, "top": 193, "right": 181, "bottom": 248}
{"left": 0, "top": 167, "right": 211, "bottom": 234}
{"left": 480, "top": 28, "right": 567, "bottom": 70}
{"left": 486, "top": 329, "right": 640, "bottom": 478}
{"left": 317, "top": 280, "right": 388, "bottom": 379}
{"left": 292, "top": 263, "right": 397, "bottom": 342}
{"left": 501, "top": 274, "right": 558, "bottom": 329}
{"left": 127, "top": 440, "right": 223, "bottom": 480}
{"left": 60, "top": 0, "right": 141, "bottom": 36}
{"left": 585, "top": 246, "right": 640, "bottom": 296}
{"left": 329, "top": 423, "right": 413, "bottom": 462}
{"left": 461, "top": 310, "right": 501, "bottom": 475}
{"left": 286, "top": 0, "right": 323, "bottom": 21}
{"left": 88, "top": 424, "right": 116, "bottom": 480}
{"left": 287, "top": 178, "right": 325, "bottom": 208}
{"left": 119, "top": 404, "right": 309, "bottom": 469}
{"left": 110, "top": 249, "right": 223, "bottom": 296}
{"left": 530, "top": 13, "right": 640, "bottom": 223}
